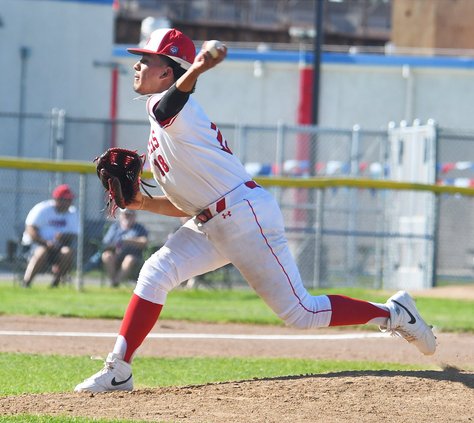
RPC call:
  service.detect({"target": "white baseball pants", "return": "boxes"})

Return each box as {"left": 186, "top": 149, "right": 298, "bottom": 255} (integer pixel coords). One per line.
{"left": 135, "top": 182, "right": 332, "bottom": 329}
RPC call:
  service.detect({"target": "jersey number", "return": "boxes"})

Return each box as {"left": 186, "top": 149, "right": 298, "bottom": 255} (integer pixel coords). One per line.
{"left": 211, "top": 122, "right": 232, "bottom": 154}
{"left": 153, "top": 155, "right": 169, "bottom": 176}
{"left": 150, "top": 131, "right": 170, "bottom": 177}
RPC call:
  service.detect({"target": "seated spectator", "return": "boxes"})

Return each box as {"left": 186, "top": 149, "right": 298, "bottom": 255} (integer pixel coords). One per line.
{"left": 21, "top": 184, "right": 79, "bottom": 288}
{"left": 101, "top": 209, "right": 148, "bottom": 287}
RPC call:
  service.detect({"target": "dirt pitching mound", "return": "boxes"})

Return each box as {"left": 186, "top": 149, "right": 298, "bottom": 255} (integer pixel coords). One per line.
{"left": 1, "top": 368, "right": 473, "bottom": 422}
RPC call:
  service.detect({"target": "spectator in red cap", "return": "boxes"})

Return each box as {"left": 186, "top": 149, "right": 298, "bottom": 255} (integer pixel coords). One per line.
{"left": 21, "top": 184, "right": 79, "bottom": 287}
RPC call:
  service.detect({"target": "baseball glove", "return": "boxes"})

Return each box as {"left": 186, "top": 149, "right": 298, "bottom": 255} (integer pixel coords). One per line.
{"left": 94, "top": 147, "right": 154, "bottom": 216}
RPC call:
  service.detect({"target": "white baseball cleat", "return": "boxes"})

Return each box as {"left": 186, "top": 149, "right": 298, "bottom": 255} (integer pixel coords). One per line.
{"left": 380, "top": 290, "right": 437, "bottom": 356}
{"left": 74, "top": 353, "right": 133, "bottom": 393}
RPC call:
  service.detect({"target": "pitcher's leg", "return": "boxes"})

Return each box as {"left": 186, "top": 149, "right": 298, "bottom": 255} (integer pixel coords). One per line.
{"left": 75, "top": 220, "right": 230, "bottom": 393}
{"left": 211, "top": 193, "right": 389, "bottom": 329}
{"left": 225, "top": 195, "right": 435, "bottom": 355}
{"left": 113, "top": 294, "right": 163, "bottom": 362}
{"left": 327, "top": 295, "right": 389, "bottom": 326}
{"left": 135, "top": 220, "right": 229, "bottom": 304}
{"left": 112, "top": 220, "right": 229, "bottom": 364}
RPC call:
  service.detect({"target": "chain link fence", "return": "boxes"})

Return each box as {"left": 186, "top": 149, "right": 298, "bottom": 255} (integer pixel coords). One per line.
{"left": 1, "top": 112, "right": 474, "bottom": 289}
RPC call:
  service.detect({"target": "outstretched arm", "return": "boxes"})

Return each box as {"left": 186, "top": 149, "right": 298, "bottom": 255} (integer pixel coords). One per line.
{"left": 127, "top": 191, "right": 189, "bottom": 218}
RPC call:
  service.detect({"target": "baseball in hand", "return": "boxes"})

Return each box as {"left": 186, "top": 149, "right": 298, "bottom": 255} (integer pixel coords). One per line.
{"left": 206, "top": 40, "right": 224, "bottom": 59}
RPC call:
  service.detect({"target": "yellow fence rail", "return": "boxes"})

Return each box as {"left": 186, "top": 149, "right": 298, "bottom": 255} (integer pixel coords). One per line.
{"left": 2, "top": 155, "right": 474, "bottom": 196}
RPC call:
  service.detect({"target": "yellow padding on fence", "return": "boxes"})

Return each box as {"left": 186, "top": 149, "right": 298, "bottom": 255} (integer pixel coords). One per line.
{"left": 1, "top": 155, "right": 474, "bottom": 196}
{"left": 0, "top": 156, "right": 96, "bottom": 174}
{"left": 255, "top": 176, "right": 474, "bottom": 196}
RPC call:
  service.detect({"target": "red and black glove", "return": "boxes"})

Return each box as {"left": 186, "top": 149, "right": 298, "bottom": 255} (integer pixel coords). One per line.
{"left": 94, "top": 148, "right": 153, "bottom": 216}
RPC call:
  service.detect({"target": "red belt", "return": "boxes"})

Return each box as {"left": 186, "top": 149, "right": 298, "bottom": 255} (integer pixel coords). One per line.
{"left": 197, "top": 181, "right": 260, "bottom": 223}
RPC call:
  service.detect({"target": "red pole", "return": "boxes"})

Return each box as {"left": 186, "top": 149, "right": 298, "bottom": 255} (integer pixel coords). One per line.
{"left": 294, "top": 58, "right": 314, "bottom": 224}
{"left": 297, "top": 65, "right": 314, "bottom": 155}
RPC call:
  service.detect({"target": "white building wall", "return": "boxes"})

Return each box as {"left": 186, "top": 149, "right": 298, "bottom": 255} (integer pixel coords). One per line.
{"left": 413, "top": 67, "right": 474, "bottom": 128}
{"left": 0, "top": 0, "right": 114, "bottom": 118}
{"left": 320, "top": 65, "right": 407, "bottom": 129}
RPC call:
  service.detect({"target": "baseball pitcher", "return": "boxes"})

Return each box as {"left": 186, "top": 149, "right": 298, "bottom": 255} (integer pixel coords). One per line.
{"left": 75, "top": 28, "right": 436, "bottom": 393}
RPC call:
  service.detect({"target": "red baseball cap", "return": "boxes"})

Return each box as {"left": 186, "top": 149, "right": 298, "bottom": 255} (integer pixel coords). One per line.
{"left": 127, "top": 28, "right": 196, "bottom": 70}
{"left": 52, "top": 184, "right": 74, "bottom": 200}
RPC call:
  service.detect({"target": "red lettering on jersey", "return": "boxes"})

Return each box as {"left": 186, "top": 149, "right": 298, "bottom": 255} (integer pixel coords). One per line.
{"left": 147, "top": 130, "right": 160, "bottom": 156}
{"left": 211, "top": 122, "right": 232, "bottom": 154}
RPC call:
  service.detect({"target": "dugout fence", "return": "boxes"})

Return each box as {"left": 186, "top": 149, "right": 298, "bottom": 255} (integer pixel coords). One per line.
{"left": 1, "top": 115, "right": 474, "bottom": 290}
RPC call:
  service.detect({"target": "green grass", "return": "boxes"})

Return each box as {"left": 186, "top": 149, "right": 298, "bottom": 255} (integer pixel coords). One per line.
{"left": 0, "top": 353, "right": 428, "bottom": 396}
{"left": 0, "top": 283, "right": 472, "bottom": 332}
{"left": 0, "top": 417, "right": 149, "bottom": 423}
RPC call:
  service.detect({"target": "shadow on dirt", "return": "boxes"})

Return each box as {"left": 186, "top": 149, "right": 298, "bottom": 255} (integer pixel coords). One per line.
{"left": 197, "top": 366, "right": 473, "bottom": 390}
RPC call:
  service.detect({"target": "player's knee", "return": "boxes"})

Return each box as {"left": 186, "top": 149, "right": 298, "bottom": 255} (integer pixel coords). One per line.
{"left": 282, "top": 313, "right": 314, "bottom": 330}
{"left": 280, "top": 296, "right": 332, "bottom": 329}
{"left": 135, "top": 247, "right": 179, "bottom": 303}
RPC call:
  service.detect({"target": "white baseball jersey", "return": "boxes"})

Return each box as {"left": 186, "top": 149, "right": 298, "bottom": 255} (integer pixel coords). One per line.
{"left": 134, "top": 91, "right": 333, "bottom": 331}
{"left": 22, "top": 199, "right": 79, "bottom": 245}
{"left": 146, "top": 91, "right": 251, "bottom": 215}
